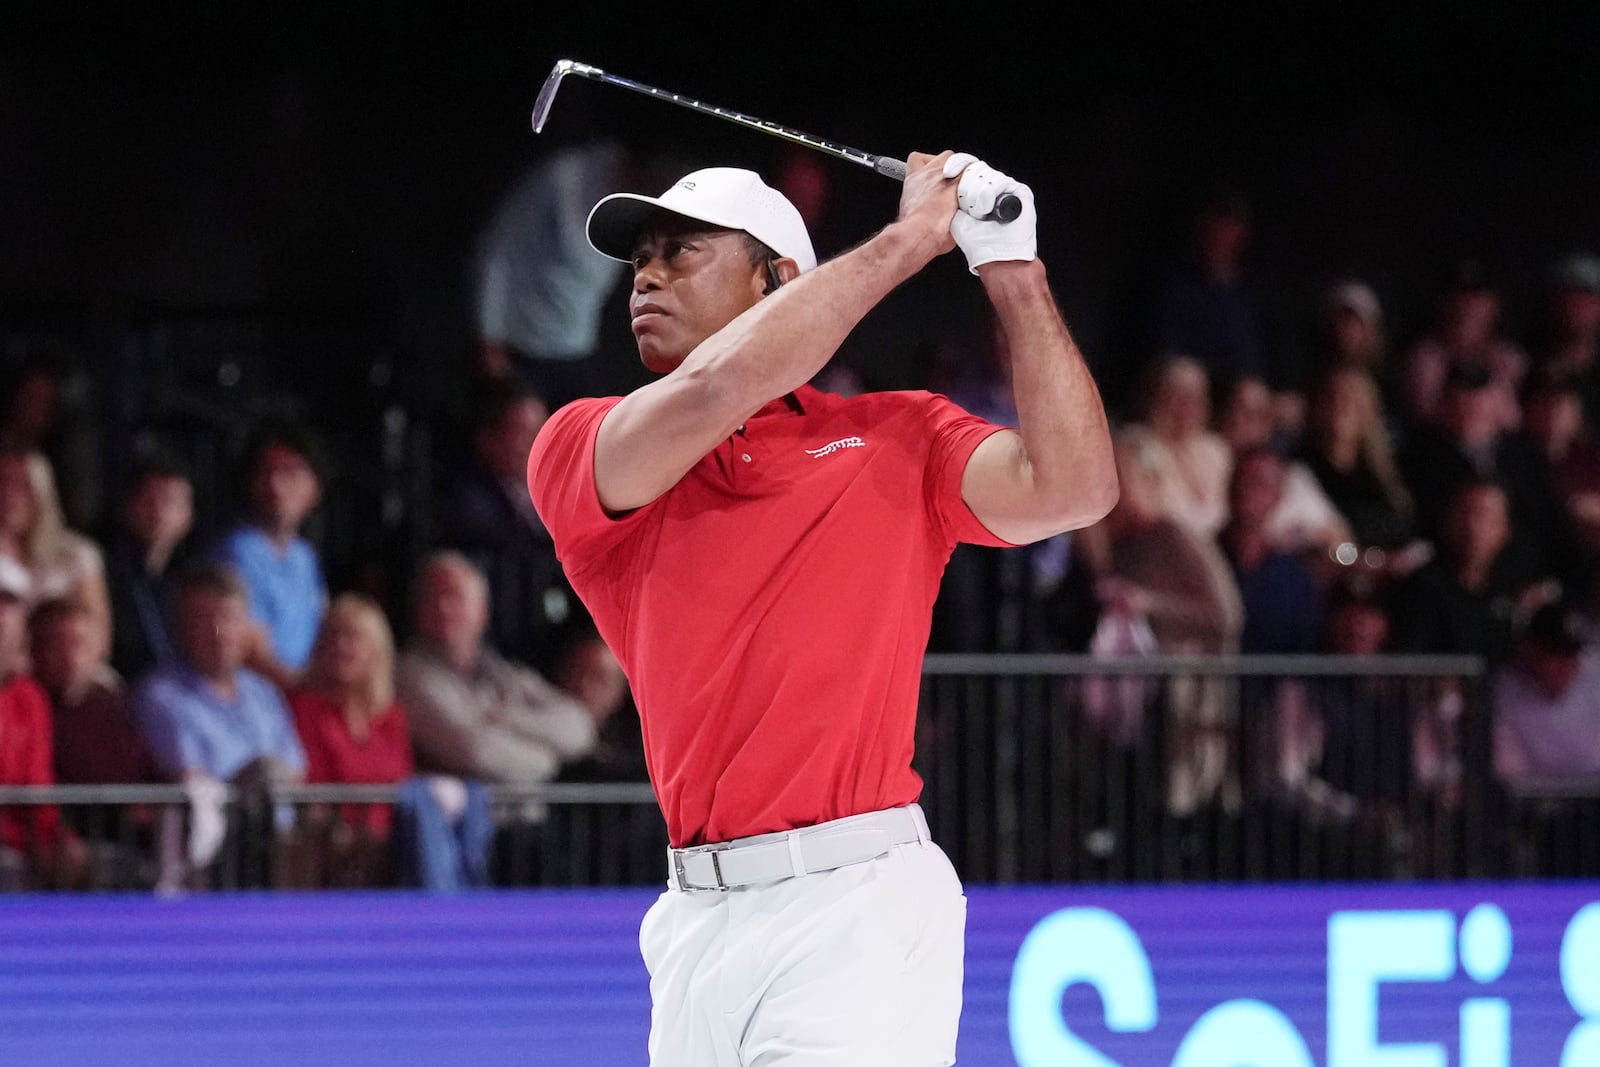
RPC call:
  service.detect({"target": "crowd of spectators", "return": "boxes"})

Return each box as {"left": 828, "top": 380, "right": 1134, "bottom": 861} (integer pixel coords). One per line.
{"left": 0, "top": 387, "right": 634, "bottom": 891}
{"left": 3, "top": 165, "right": 1599, "bottom": 888}
{"left": 930, "top": 197, "right": 1600, "bottom": 853}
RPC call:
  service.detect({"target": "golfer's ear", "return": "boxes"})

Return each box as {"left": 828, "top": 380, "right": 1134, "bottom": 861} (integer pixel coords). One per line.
{"left": 773, "top": 258, "right": 801, "bottom": 285}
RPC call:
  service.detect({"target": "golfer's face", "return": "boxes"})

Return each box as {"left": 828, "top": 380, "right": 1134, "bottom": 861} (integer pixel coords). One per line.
{"left": 628, "top": 218, "right": 767, "bottom": 373}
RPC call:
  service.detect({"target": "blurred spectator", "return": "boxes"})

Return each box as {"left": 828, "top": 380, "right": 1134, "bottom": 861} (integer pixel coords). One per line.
{"left": 549, "top": 619, "right": 646, "bottom": 784}
{"left": 31, "top": 597, "right": 160, "bottom": 785}
{"left": 1264, "top": 586, "right": 1455, "bottom": 876}
{"left": 395, "top": 551, "right": 594, "bottom": 785}
{"left": 1392, "top": 480, "right": 1551, "bottom": 664}
{"left": 288, "top": 593, "right": 493, "bottom": 890}
{"left": 0, "top": 351, "right": 102, "bottom": 533}
{"left": 1218, "top": 375, "right": 1350, "bottom": 554}
{"left": 433, "top": 380, "right": 573, "bottom": 672}
{"left": 1079, "top": 441, "right": 1242, "bottom": 814}
{"left": 1522, "top": 372, "right": 1600, "bottom": 568}
{"left": 474, "top": 139, "right": 682, "bottom": 408}
{"left": 0, "top": 570, "right": 82, "bottom": 889}
{"left": 1118, "top": 355, "right": 1233, "bottom": 539}
{"left": 1533, "top": 252, "right": 1600, "bottom": 414}
{"left": 1219, "top": 448, "right": 1325, "bottom": 655}
{"left": 1401, "top": 361, "right": 1571, "bottom": 575}
{"left": 105, "top": 455, "right": 195, "bottom": 683}
{"left": 0, "top": 446, "right": 111, "bottom": 655}
{"left": 289, "top": 593, "right": 414, "bottom": 831}
{"left": 1400, "top": 258, "right": 1526, "bottom": 432}
{"left": 1314, "top": 279, "right": 1389, "bottom": 380}
{"left": 211, "top": 420, "right": 329, "bottom": 692}
{"left": 31, "top": 595, "right": 160, "bottom": 887}
{"left": 133, "top": 562, "right": 306, "bottom": 788}
{"left": 1300, "top": 368, "right": 1420, "bottom": 551}
{"left": 1146, "top": 190, "right": 1271, "bottom": 391}
{"left": 1493, "top": 599, "right": 1600, "bottom": 785}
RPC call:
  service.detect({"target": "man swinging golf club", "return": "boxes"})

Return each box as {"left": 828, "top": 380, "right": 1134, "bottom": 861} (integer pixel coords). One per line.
{"left": 528, "top": 149, "right": 1118, "bottom": 1064}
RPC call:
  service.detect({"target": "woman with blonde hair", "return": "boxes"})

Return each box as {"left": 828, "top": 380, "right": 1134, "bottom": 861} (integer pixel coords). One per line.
{"left": 0, "top": 447, "right": 110, "bottom": 653}
{"left": 1118, "top": 355, "right": 1234, "bottom": 539}
{"left": 288, "top": 593, "right": 492, "bottom": 890}
{"left": 289, "top": 594, "right": 414, "bottom": 815}
{"left": 1300, "top": 367, "right": 1419, "bottom": 552}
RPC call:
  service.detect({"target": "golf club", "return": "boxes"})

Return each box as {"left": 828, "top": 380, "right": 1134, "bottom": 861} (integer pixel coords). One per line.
{"left": 532, "top": 59, "right": 1022, "bottom": 223}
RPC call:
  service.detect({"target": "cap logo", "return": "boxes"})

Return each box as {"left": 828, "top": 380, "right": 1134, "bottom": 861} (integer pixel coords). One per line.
{"left": 678, "top": 181, "right": 696, "bottom": 191}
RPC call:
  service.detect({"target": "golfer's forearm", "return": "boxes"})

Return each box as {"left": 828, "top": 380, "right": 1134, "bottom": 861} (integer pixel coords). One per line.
{"left": 686, "top": 221, "right": 938, "bottom": 422}
{"left": 594, "top": 223, "right": 940, "bottom": 513}
{"left": 985, "top": 260, "right": 1118, "bottom": 525}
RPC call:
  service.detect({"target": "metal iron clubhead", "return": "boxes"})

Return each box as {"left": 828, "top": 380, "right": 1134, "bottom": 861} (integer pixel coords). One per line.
{"left": 532, "top": 59, "right": 601, "bottom": 133}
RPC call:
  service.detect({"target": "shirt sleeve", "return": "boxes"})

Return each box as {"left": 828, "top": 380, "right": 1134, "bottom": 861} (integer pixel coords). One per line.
{"left": 919, "top": 392, "right": 1016, "bottom": 548}
{"left": 526, "top": 396, "right": 652, "bottom": 574}
{"left": 134, "top": 679, "right": 203, "bottom": 779}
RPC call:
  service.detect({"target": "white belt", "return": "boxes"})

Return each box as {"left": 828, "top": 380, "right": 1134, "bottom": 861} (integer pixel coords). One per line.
{"left": 668, "top": 804, "right": 931, "bottom": 893}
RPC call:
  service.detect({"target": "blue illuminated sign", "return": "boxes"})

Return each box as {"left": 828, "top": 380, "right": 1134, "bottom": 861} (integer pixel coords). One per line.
{"left": 0, "top": 883, "right": 1594, "bottom": 1065}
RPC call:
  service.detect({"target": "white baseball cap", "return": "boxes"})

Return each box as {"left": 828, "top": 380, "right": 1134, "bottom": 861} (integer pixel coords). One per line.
{"left": 586, "top": 167, "right": 817, "bottom": 273}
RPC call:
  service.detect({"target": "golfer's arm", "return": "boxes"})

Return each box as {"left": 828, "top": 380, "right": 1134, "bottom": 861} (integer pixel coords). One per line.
{"left": 593, "top": 223, "right": 938, "bottom": 513}
{"left": 960, "top": 260, "right": 1118, "bottom": 544}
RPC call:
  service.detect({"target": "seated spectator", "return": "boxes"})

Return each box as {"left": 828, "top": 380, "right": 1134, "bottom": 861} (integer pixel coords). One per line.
{"left": 1300, "top": 367, "right": 1420, "bottom": 552}
{"left": 549, "top": 619, "right": 645, "bottom": 783}
{"left": 1218, "top": 375, "right": 1350, "bottom": 554}
{"left": 1144, "top": 190, "right": 1270, "bottom": 391}
{"left": 289, "top": 593, "right": 492, "bottom": 890}
{"left": 31, "top": 597, "right": 161, "bottom": 785}
{"left": 1493, "top": 600, "right": 1600, "bottom": 785}
{"left": 1263, "top": 586, "right": 1456, "bottom": 877}
{"left": 1522, "top": 372, "right": 1600, "bottom": 568}
{"left": 396, "top": 551, "right": 595, "bottom": 785}
{"left": 134, "top": 562, "right": 306, "bottom": 789}
{"left": 1314, "top": 278, "right": 1389, "bottom": 380}
{"left": 1080, "top": 440, "right": 1242, "bottom": 816}
{"left": 0, "top": 446, "right": 111, "bottom": 655}
{"left": 211, "top": 420, "right": 329, "bottom": 692}
{"left": 1219, "top": 448, "right": 1325, "bottom": 655}
{"left": 0, "top": 572, "right": 81, "bottom": 889}
{"left": 1400, "top": 258, "right": 1527, "bottom": 432}
{"left": 0, "top": 351, "right": 103, "bottom": 533}
{"left": 1532, "top": 252, "right": 1600, "bottom": 413}
{"left": 289, "top": 593, "right": 414, "bottom": 830}
{"left": 1392, "top": 480, "right": 1551, "bottom": 665}
{"left": 433, "top": 381, "right": 572, "bottom": 671}
{"left": 1401, "top": 361, "right": 1572, "bottom": 577}
{"left": 104, "top": 454, "right": 195, "bottom": 683}
{"left": 1118, "top": 354, "right": 1234, "bottom": 540}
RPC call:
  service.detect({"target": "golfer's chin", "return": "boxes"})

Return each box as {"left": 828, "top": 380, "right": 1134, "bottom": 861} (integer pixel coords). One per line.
{"left": 636, "top": 338, "right": 689, "bottom": 375}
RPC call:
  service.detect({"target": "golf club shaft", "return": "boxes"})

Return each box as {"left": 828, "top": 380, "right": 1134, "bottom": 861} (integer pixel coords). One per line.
{"left": 535, "top": 61, "right": 1020, "bottom": 222}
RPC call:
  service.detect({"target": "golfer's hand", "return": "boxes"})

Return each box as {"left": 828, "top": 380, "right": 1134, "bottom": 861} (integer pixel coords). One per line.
{"left": 897, "top": 151, "right": 959, "bottom": 259}
{"left": 944, "top": 153, "right": 1037, "bottom": 274}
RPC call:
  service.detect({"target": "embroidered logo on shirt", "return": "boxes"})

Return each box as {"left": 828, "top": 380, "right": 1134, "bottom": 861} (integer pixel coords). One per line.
{"left": 804, "top": 436, "right": 866, "bottom": 458}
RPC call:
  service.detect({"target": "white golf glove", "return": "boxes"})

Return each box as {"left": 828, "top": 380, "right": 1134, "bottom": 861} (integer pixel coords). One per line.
{"left": 944, "top": 152, "right": 1037, "bottom": 274}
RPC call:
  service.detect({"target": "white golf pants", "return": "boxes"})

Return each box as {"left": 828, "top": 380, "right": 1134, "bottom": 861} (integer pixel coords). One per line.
{"left": 641, "top": 835, "right": 967, "bottom": 1065}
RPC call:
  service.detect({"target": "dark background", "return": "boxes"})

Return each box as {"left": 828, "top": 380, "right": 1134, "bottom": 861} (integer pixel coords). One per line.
{"left": 1, "top": 1, "right": 1597, "bottom": 589}
{"left": 4, "top": 3, "right": 1599, "bottom": 386}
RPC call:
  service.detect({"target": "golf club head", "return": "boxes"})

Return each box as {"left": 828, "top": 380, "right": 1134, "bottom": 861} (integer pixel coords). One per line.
{"left": 531, "top": 59, "right": 602, "bottom": 133}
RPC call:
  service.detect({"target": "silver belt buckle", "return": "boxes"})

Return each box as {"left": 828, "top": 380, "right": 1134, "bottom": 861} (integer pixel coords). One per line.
{"left": 673, "top": 843, "right": 733, "bottom": 892}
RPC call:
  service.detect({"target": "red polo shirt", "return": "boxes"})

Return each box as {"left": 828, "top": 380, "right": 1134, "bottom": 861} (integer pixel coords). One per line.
{"left": 528, "top": 384, "right": 1009, "bottom": 847}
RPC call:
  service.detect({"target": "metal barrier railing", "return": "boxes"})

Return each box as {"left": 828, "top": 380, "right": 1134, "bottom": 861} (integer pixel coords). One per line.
{"left": 4, "top": 655, "right": 1597, "bottom": 892}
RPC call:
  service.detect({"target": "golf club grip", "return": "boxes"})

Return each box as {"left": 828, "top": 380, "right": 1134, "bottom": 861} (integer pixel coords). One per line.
{"left": 871, "top": 156, "right": 1022, "bottom": 223}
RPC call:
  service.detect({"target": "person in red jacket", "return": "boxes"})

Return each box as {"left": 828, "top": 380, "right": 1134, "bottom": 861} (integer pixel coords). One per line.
{"left": 0, "top": 573, "right": 82, "bottom": 888}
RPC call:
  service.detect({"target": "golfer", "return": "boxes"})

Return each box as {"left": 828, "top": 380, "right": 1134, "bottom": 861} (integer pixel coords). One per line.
{"left": 528, "top": 150, "right": 1117, "bottom": 1065}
